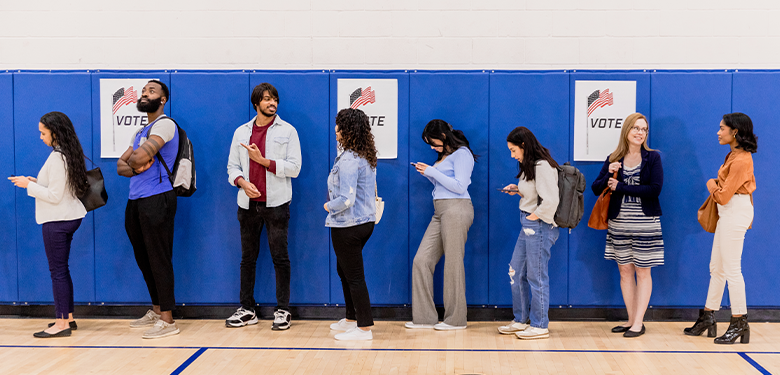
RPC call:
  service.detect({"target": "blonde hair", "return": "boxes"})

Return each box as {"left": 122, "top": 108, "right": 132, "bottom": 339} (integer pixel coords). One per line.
{"left": 608, "top": 112, "right": 655, "bottom": 163}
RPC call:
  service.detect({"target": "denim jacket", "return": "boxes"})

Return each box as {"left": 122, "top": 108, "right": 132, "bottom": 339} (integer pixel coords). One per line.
{"left": 227, "top": 115, "right": 302, "bottom": 208}
{"left": 325, "top": 150, "right": 377, "bottom": 228}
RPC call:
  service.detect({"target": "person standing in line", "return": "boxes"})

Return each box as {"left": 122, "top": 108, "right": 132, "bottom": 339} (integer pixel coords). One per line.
{"left": 406, "top": 120, "right": 476, "bottom": 331}
{"left": 591, "top": 113, "right": 664, "bottom": 338}
{"left": 325, "top": 108, "right": 378, "bottom": 341}
{"left": 9, "top": 112, "right": 88, "bottom": 338}
{"left": 226, "top": 83, "right": 302, "bottom": 330}
{"left": 496, "top": 126, "right": 560, "bottom": 340}
{"left": 117, "top": 80, "right": 181, "bottom": 339}
{"left": 685, "top": 112, "right": 757, "bottom": 344}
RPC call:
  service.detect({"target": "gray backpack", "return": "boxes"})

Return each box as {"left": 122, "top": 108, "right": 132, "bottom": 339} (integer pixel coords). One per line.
{"left": 553, "top": 162, "right": 586, "bottom": 229}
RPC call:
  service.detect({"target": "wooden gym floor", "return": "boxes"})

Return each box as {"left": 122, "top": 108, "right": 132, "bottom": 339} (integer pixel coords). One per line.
{"left": 0, "top": 319, "right": 776, "bottom": 374}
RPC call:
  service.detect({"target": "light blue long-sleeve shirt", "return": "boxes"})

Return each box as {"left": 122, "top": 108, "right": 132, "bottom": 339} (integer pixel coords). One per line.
{"left": 422, "top": 147, "right": 474, "bottom": 200}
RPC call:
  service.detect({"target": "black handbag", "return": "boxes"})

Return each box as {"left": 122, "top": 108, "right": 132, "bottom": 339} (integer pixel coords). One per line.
{"left": 79, "top": 156, "right": 108, "bottom": 212}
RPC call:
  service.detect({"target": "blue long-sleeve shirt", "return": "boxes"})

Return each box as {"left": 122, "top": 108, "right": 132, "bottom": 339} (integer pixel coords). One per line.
{"left": 423, "top": 147, "right": 474, "bottom": 200}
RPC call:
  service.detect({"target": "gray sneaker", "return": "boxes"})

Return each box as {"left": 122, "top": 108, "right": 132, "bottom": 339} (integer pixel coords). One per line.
{"left": 142, "top": 320, "right": 180, "bottom": 339}
{"left": 130, "top": 309, "right": 161, "bottom": 328}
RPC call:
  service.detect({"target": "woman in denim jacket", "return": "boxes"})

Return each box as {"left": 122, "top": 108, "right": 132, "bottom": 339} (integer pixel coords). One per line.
{"left": 324, "top": 108, "right": 378, "bottom": 341}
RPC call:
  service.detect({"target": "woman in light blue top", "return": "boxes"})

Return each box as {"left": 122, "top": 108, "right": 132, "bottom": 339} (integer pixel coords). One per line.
{"left": 407, "top": 119, "right": 477, "bottom": 330}
{"left": 324, "top": 108, "right": 378, "bottom": 341}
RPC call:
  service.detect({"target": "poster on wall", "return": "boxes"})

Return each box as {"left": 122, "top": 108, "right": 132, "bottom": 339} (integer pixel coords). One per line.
{"left": 336, "top": 79, "right": 398, "bottom": 159}
{"left": 573, "top": 80, "right": 637, "bottom": 161}
{"left": 99, "top": 78, "right": 158, "bottom": 158}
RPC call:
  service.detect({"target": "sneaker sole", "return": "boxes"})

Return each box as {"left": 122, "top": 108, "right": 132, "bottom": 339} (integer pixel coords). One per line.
{"left": 404, "top": 323, "right": 435, "bottom": 329}
{"left": 334, "top": 335, "right": 372, "bottom": 341}
{"left": 330, "top": 326, "right": 356, "bottom": 331}
{"left": 516, "top": 333, "right": 550, "bottom": 340}
{"left": 271, "top": 324, "right": 290, "bottom": 331}
{"left": 434, "top": 326, "right": 467, "bottom": 331}
{"left": 143, "top": 328, "right": 181, "bottom": 339}
{"left": 498, "top": 328, "right": 524, "bottom": 334}
{"left": 130, "top": 322, "right": 157, "bottom": 329}
{"left": 225, "top": 317, "right": 259, "bottom": 328}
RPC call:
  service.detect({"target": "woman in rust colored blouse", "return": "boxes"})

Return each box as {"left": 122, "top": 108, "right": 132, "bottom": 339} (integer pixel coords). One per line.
{"left": 684, "top": 113, "right": 757, "bottom": 345}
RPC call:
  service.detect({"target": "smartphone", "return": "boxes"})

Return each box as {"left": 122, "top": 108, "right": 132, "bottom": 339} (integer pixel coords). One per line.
{"left": 410, "top": 162, "right": 418, "bottom": 167}
{"left": 497, "top": 187, "right": 519, "bottom": 192}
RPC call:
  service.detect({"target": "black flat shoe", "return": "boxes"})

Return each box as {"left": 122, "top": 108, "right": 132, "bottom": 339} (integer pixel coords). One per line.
{"left": 34, "top": 328, "right": 72, "bottom": 338}
{"left": 48, "top": 321, "right": 77, "bottom": 330}
{"left": 623, "top": 325, "right": 645, "bottom": 338}
{"left": 611, "top": 325, "right": 631, "bottom": 333}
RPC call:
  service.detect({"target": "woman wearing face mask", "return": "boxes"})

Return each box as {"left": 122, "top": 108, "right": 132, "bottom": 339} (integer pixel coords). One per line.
{"left": 497, "top": 126, "right": 560, "bottom": 340}
{"left": 591, "top": 113, "right": 663, "bottom": 338}
{"left": 406, "top": 119, "right": 477, "bottom": 331}
{"left": 8, "top": 112, "right": 89, "bottom": 338}
{"left": 324, "top": 108, "right": 378, "bottom": 341}
{"left": 684, "top": 113, "right": 757, "bottom": 345}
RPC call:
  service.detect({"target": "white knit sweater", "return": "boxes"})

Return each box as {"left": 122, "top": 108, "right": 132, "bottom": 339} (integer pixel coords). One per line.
{"left": 26, "top": 151, "right": 87, "bottom": 224}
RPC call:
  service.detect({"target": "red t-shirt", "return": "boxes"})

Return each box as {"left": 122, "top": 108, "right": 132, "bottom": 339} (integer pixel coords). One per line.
{"left": 235, "top": 117, "right": 277, "bottom": 202}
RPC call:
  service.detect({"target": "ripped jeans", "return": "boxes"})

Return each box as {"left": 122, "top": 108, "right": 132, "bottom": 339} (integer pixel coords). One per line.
{"left": 509, "top": 212, "right": 559, "bottom": 329}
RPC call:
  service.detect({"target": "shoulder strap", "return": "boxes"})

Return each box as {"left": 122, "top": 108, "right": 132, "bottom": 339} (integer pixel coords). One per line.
{"left": 149, "top": 116, "right": 179, "bottom": 184}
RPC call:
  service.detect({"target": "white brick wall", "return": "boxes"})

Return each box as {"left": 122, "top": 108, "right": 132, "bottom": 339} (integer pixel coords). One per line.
{"left": 1, "top": 1, "right": 779, "bottom": 70}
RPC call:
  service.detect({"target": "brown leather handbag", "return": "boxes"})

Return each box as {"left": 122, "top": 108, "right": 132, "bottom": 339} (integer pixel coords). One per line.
{"left": 587, "top": 171, "right": 617, "bottom": 230}
{"left": 697, "top": 195, "right": 719, "bottom": 233}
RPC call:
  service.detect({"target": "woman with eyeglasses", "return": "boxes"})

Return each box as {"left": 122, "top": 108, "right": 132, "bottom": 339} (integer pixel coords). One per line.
{"left": 591, "top": 113, "right": 664, "bottom": 338}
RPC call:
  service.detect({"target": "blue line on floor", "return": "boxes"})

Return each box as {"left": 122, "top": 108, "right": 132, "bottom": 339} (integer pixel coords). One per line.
{"left": 738, "top": 352, "right": 773, "bottom": 375}
{"left": 1, "top": 344, "right": 780, "bottom": 355}
{"left": 170, "top": 348, "right": 207, "bottom": 375}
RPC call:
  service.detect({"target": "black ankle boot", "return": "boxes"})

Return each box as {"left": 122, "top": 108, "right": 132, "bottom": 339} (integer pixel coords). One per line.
{"left": 684, "top": 309, "right": 717, "bottom": 337}
{"left": 714, "top": 315, "right": 749, "bottom": 344}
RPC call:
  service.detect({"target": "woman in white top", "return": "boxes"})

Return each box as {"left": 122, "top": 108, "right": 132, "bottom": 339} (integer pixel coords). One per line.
{"left": 498, "top": 126, "right": 560, "bottom": 340}
{"left": 9, "top": 112, "right": 88, "bottom": 338}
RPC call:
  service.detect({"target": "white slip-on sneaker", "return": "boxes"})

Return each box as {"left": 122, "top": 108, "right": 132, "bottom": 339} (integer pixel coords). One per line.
{"left": 334, "top": 327, "right": 373, "bottom": 341}
{"left": 498, "top": 321, "right": 529, "bottom": 334}
{"left": 142, "top": 320, "right": 180, "bottom": 339}
{"left": 515, "top": 326, "right": 549, "bottom": 340}
{"left": 433, "top": 322, "right": 467, "bottom": 331}
{"left": 404, "top": 322, "right": 435, "bottom": 329}
{"left": 330, "top": 318, "right": 358, "bottom": 331}
{"left": 130, "top": 309, "right": 161, "bottom": 328}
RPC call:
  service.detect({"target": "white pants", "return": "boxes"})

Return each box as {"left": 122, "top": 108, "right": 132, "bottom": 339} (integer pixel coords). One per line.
{"left": 705, "top": 194, "right": 753, "bottom": 315}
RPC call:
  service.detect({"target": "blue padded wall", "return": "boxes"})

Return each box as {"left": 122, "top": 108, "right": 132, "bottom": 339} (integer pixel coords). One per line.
{"left": 488, "top": 72, "right": 570, "bottom": 307}
{"left": 249, "top": 72, "right": 331, "bottom": 305}
{"left": 0, "top": 74, "right": 17, "bottom": 302}
{"left": 90, "top": 72, "right": 171, "bottom": 303}
{"left": 731, "top": 72, "right": 780, "bottom": 307}
{"left": 650, "top": 72, "right": 732, "bottom": 307}
{"left": 567, "top": 72, "right": 651, "bottom": 307}
{"left": 328, "top": 72, "right": 411, "bottom": 305}
{"left": 409, "top": 73, "right": 490, "bottom": 305}
{"left": 14, "top": 73, "right": 95, "bottom": 303}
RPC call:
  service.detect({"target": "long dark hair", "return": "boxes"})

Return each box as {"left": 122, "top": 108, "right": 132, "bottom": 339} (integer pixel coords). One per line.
{"left": 335, "top": 108, "right": 378, "bottom": 168}
{"left": 723, "top": 112, "right": 758, "bottom": 153}
{"left": 40, "top": 112, "right": 89, "bottom": 197}
{"left": 506, "top": 126, "right": 559, "bottom": 181}
{"left": 421, "top": 119, "right": 478, "bottom": 162}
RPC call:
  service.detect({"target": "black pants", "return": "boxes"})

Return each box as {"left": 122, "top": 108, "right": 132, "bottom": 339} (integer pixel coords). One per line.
{"left": 42, "top": 218, "right": 82, "bottom": 319}
{"left": 125, "top": 190, "right": 177, "bottom": 312}
{"left": 238, "top": 201, "right": 291, "bottom": 312}
{"left": 332, "top": 222, "right": 375, "bottom": 327}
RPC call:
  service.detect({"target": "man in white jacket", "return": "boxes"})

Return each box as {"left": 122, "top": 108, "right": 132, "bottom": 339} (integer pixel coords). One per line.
{"left": 226, "top": 83, "right": 302, "bottom": 330}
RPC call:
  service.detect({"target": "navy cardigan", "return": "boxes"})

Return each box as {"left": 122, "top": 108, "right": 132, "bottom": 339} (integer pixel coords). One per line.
{"left": 591, "top": 148, "right": 664, "bottom": 220}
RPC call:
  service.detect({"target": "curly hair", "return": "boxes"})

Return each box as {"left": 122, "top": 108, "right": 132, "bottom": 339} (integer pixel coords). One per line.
{"left": 40, "top": 112, "right": 89, "bottom": 198}
{"left": 335, "top": 108, "right": 378, "bottom": 168}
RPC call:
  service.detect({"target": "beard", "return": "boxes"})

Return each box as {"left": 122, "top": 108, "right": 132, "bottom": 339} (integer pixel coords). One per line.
{"left": 259, "top": 105, "right": 277, "bottom": 118}
{"left": 137, "top": 97, "right": 162, "bottom": 113}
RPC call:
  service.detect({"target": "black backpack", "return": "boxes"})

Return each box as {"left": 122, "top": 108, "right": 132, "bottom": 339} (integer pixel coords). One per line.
{"left": 149, "top": 117, "right": 197, "bottom": 197}
{"left": 553, "top": 162, "right": 586, "bottom": 229}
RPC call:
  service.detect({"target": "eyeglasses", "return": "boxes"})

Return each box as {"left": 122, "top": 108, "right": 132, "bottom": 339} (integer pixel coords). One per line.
{"left": 630, "top": 126, "right": 648, "bottom": 134}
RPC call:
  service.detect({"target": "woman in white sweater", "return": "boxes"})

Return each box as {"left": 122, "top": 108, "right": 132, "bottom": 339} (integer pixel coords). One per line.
{"left": 498, "top": 126, "right": 560, "bottom": 340}
{"left": 9, "top": 112, "right": 89, "bottom": 338}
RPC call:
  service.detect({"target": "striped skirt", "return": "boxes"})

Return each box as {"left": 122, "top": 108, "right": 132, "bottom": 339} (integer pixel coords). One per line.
{"left": 605, "top": 202, "right": 664, "bottom": 268}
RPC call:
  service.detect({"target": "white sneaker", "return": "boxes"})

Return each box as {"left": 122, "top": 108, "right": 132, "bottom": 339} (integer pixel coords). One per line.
{"left": 434, "top": 322, "right": 466, "bottom": 331}
{"left": 334, "top": 327, "right": 373, "bottom": 341}
{"left": 498, "top": 321, "right": 529, "bottom": 334}
{"left": 225, "top": 307, "right": 258, "bottom": 328}
{"left": 515, "top": 326, "right": 549, "bottom": 340}
{"left": 272, "top": 309, "right": 291, "bottom": 330}
{"left": 130, "top": 309, "right": 161, "bottom": 328}
{"left": 404, "top": 322, "right": 435, "bottom": 329}
{"left": 142, "top": 320, "right": 180, "bottom": 339}
{"left": 330, "top": 318, "right": 358, "bottom": 331}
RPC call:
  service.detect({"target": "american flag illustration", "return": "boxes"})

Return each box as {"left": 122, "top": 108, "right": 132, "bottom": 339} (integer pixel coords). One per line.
{"left": 349, "top": 87, "right": 376, "bottom": 109}
{"left": 586, "top": 89, "right": 613, "bottom": 117}
{"left": 112, "top": 86, "right": 137, "bottom": 114}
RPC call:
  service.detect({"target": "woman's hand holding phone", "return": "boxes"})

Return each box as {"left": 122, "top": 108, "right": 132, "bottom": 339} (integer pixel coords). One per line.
{"left": 500, "top": 184, "right": 521, "bottom": 196}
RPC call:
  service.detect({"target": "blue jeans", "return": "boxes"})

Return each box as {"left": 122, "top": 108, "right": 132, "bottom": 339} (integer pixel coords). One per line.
{"left": 509, "top": 213, "right": 559, "bottom": 329}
